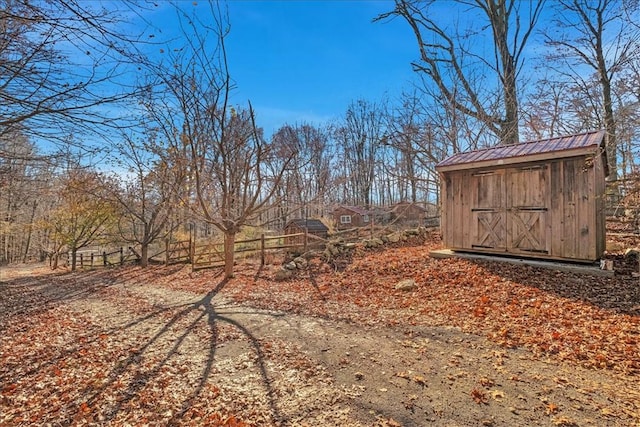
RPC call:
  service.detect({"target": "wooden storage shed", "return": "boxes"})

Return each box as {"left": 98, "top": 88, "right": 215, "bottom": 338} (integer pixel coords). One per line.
{"left": 436, "top": 130, "right": 608, "bottom": 262}
{"left": 284, "top": 219, "right": 329, "bottom": 246}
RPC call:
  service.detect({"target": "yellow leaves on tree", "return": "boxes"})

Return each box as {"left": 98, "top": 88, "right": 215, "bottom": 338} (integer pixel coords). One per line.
{"left": 42, "top": 169, "right": 117, "bottom": 270}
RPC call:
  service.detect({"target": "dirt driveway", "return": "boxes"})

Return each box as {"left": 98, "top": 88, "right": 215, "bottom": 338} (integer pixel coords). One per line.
{"left": 1, "top": 245, "right": 639, "bottom": 426}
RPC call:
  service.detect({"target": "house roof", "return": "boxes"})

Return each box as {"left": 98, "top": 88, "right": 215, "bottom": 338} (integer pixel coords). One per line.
{"left": 436, "top": 130, "right": 607, "bottom": 173}
{"left": 285, "top": 218, "right": 328, "bottom": 233}
{"left": 335, "top": 205, "right": 370, "bottom": 215}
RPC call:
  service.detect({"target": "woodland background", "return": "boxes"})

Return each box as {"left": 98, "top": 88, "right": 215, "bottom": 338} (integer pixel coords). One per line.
{"left": 2, "top": 0, "right": 640, "bottom": 278}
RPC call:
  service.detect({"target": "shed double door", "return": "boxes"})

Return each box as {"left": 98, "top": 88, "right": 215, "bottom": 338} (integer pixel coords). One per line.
{"left": 471, "top": 166, "right": 549, "bottom": 254}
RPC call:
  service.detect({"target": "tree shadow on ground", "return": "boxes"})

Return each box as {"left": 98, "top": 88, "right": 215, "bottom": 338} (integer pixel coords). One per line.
{"left": 77, "top": 276, "right": 284, "bottom": 424}
{"left": 469, "top": 258, "right": 640, "bottom": 315}
{"left": 0, "top": 268, "right": 117, "bottom": 320}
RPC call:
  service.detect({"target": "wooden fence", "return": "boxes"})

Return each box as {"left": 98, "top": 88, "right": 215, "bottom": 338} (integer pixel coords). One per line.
{"left": 71, "top": 247, "right": 140, "bottom": 269}
{"left": 64, "top": 229, "right": 338, "bottom": 272}
{"left": 135, "top": 231, "right": 324, "bottom": 271}
{"left": 191, "top": 232, "right": 325, "bottom": 271}
{"left": 67, "top": 223, "right": 437, "bottom": 272}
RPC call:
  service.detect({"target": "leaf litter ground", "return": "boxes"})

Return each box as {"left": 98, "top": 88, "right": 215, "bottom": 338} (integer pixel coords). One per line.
{"left": 1, "top": 233, "right": 639, "bottom": 426}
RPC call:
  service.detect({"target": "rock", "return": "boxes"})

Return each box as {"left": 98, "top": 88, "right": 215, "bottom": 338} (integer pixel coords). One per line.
{"left": 388, "top": 233, "right": 401, "bottom": 243}
{"left": 405, "top": 228, "right": 419, "bottom": 236}
{"left": 274, "top": 269, "right": 294, "bottom": 281}
{"left": 284, "top": 261, "right": 297, "bottom": 270}
{"left": 354, "top": 372, "right": 364, "bottom": 380}
{"left": 363, "top": 237, "right": 384, "bottom": 248}
{"left": 328, "top": 244, "right": 340, "bottom": 256}
{"left": 293, "top": 256, "right": 308, "bottom": 269}
{"left": 395, "top": 279, "right": 417, "bottom": 291}
{"left": 380, "top": 235, "right": 389, "bottom": 243}
{"left": 600, "top": 259, "right": 614, "bottom": 271}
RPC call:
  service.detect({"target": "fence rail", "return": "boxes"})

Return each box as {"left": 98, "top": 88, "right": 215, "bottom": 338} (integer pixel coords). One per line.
{"left": 71, "top": 246, "right": 141, "bottom": 269}
{"left": 62, "top": 226, "right": 386, "bottom": 272}
{"left": 166, "top": 239, "right": 192, "bottom": 265}
{"left": 191, "top": 233, "right": 316, "bottom": 271}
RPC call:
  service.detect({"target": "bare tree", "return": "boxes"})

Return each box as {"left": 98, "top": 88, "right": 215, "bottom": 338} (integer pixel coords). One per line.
{"left": 0, "top": 131, "right": 41, "bottom": 263}
{"left": 141, "top": 2, "right": 294, "bottom": 278}
{"left": 542, "top": 0, "right": 640, "bottom": 179}
{"left": 334, "top": 99, "right": 387, "bottom": 206}
{"left": 385, "top": 92, "right": 435, "bottom": 203}
{"left": 0, "top": 0, "right": 147, "bottom": 146}
{"left": 0, "top": 1, "right": 159, "bottom": 266}
{"left": 520, "top": 77, "right": 572, "bottom": 140}
{"left": 379, "top": 0, "right": 544, "bottom": 145}
{"left": 612, "top": 58, "right": 640, "bottom": 179}
{"left": 107, "top": 130, "right": 185, "bottom": 267}
{"left": 270, "top": 123, "right": 333, "bottom": 223}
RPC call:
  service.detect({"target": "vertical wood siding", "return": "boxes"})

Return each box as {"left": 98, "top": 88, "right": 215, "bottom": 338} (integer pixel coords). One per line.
{"left": 441, "top": 155, "right": 605, "bottom": 262}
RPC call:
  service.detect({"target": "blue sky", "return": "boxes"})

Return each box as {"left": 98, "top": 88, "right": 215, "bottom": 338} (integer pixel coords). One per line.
{"left": 135, "top": 1, "right": 556, "bottom": 140}
{"left": 181, "top": 1, "right": 419, "bottom": 137}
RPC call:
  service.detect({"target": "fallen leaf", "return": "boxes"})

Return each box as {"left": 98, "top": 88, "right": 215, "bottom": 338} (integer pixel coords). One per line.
{"left": 546, "top": 403, "right": 559, "bottom": 415}
{"left": 413, "top": 375, "right": 427, "bottom": 386}
{"left": 490, "top": 390, "right": 505, "bottom": 401}
{"left": 601, "top": 407, "right": 615, "bottom": 416}
{"left": 480, "top": 377, "right": 495, "bottom": 387}
{"left": 395, "top": 371, "right": 409, "bottom": 379}
{"left": 471, "top": 388, "right": 488, "bottom": 405}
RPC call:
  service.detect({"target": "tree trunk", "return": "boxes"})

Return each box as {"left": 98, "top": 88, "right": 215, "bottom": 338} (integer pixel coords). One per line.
{"left": 600, "top": 65, "right": 617, "bottom": 180}
{"left": 501, "top": 69, "right": 520, "bottom": 145}
{"left": 22, "top": 200, "right": 37, "bottom": 263}
{"left": 51, "top": 253, "right": 59, "bottom": 270}
{"left": 491, "top": 0, "right": 520, "bottom": 145}
{"left": 140, "top": 243, "right": 149, "bottom": 268}
{"left": 71, "top": 248, "right": 77, "bottom": 271}
{"left": 223, "top": 231, "right": 235, "bottom": 279}
{"left": 604, "top": 104, "right": 618, "bottom": 181}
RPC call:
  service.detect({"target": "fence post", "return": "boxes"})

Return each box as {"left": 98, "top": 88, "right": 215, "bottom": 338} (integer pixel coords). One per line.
{"left": 304, "top": 230, "right": 308, "bottom": 253}
{"left": 190, "top": 224, "right": 196, "bottom": 271}
{"left": 260, "top": 233, "right": 265, "bottom": 266}
{"left": 370, "top": 215, "right": 374, "bottom": 238}
{"left": 103, "top": 251, "right": 107, "bottom": 266}
{"left": 165, "top": 239, "right": 169, "bottom": 267}
{"left": 120, "top": 247, "right": 124, "bottom": 266}
{"left": 90, "top": 253, "right": 94, "bottom": 267}
{"left": 189, "top": 224, "right": 195, "bottom": 264}
{"left": 79, "top": 253, "right": 83, "bottom": 268}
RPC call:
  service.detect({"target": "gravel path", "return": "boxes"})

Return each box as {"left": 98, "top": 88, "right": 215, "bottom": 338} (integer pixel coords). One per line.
{"left": 1, "top": 265, "right": 638, "bottom": 426}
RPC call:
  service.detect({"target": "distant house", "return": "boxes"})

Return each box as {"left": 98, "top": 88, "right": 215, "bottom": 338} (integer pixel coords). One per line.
{"left": 389, "top": 202, "right": 428, "bottom": 225}
{"left": 284, "top": 219, "right": 329, "bottom": 247}
{"left": 333, "top": 205, "right": 371, "bottom": 229}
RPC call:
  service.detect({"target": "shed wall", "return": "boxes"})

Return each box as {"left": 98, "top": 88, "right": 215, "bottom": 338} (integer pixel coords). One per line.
{"left": 284, "top": 223, "right": 329, "bottom": 246}
{"left": 441, "top": 155, "right": 605, "bottom": 262}
{"left": 284, "top": 223, "right": 305, "bottom": 246}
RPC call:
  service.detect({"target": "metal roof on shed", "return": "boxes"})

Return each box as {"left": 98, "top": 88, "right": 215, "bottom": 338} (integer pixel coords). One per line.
{"left": 285, "top": 218, "right": 328, "bottom": 233}
{"left": 436, "top": 130, "right": 606, "bottom": 172}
